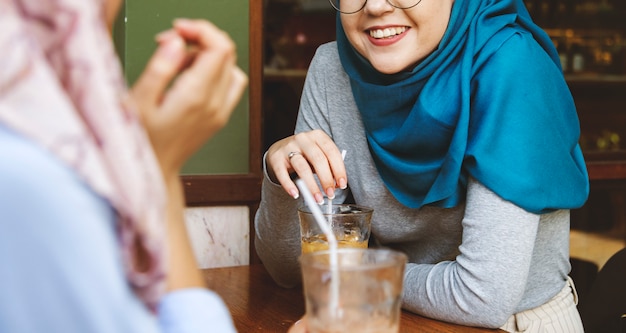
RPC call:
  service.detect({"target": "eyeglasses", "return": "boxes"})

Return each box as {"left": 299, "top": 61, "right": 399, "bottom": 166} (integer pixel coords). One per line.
{"left": 328, "top": 0, "right": 423, "bottom": 14}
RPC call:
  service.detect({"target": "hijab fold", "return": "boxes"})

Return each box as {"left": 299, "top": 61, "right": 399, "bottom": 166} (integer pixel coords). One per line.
{"left": 337, "top": 0, "right": 589, "bottom": 213}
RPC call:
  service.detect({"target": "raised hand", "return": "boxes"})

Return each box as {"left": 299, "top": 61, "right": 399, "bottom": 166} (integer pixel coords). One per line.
{"left": 131, "top": 18, "right": 248, "bottom": 177}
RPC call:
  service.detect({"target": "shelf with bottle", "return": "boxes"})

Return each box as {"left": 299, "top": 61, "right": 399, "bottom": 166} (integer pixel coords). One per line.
{"left": 525, "top": 0, "right": 626, "bottom": 31}
{"left": 524, "top": 0, "right": 626, "bottom": 78}
{"left": 547, "top": 28, "right": 626, "bottom": 77}
{"left": 569, "top": 72, "right": 626, "bottom": 156}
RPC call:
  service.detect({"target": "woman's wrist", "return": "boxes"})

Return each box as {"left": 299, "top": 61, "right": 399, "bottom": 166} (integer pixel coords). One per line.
{"left": 162, "top": 170, "right": 207, "bottom": 291}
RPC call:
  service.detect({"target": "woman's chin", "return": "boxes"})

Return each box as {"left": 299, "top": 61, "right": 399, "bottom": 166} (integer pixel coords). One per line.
{"left": 370, "top": 62, "right": 415, "bottom": 75}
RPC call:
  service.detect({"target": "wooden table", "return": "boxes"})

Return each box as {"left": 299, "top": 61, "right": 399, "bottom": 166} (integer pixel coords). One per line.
{"left": 203, "top": 264, "right": 503, "bottom": 333}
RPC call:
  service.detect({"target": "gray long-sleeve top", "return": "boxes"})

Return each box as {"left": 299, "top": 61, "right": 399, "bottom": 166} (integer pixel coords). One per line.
{"left": 254, "top": 42, "right": 572, "bottom": 329}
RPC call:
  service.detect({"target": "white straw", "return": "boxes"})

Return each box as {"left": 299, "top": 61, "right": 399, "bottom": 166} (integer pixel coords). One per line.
{"left": 295, "top": 178, "right": 340, "bottom": 313}
{"left": 327, "top": 149, "right": 347, "bottom": 227}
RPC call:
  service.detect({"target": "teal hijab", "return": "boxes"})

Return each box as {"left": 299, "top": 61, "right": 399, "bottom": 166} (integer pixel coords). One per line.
{"left": 337, "top": 0, "right": 589, "bottom": 213}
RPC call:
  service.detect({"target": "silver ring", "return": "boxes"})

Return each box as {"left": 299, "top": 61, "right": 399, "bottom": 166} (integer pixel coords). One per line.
{"left": 288, "top": 151, "right": 302, "bottom": 160}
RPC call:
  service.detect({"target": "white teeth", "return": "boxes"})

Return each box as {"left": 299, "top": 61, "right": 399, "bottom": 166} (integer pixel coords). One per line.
{"left": 369, "top": 26, "right": 406, "bottom": 39}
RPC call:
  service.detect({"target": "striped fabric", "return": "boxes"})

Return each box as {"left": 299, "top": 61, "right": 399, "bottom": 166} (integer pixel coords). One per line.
{"left": 500, "top": 277, "right": 584, "bottom": 332}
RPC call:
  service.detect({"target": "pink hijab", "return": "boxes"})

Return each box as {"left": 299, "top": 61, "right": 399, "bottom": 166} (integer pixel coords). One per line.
{"left": 0, "top": 0, "right": 167, "bottom": 309}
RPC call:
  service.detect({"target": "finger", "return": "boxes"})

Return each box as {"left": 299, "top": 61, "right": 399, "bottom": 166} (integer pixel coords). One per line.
{"left": 222, "top": 67, "right": 248, "bottom": 113}
{"left": 182, "top": 53, "right": 235, "bottom": 112}
{"left": 130, "top": 35, "right": 187, "bottom": 111}
{"left": 321, "top": 135, "right": 347, "bottom": 191}
{"left": 205, "top": 66, "right": 248, "bottom": 131}
{"left": 161, "top": 22, "right": 237, "bottom": 116}
{"left": 289, "top": 150, "right": 325, "bottom": 204}
{"left": 269, "top": 148, "right": 317, "bottom": 201}
{"left": 155, "top": 29, "right": 178, "bottom": 43}
{"left": 273, "top": 165, "right": 300, "bottom": 200}
{"left": 301, "top": 130, "right": 346, "bottom": 200}
{"left": 172, "top": 18, "right": 232, "bottom": 50}
{"left": 266, "top": 139, "right": 315, "bottom": 201}
{"left": 200, "top": 66, "right": 248, "bottom": 133}
{"left": 326, "top": 144, "right": 348, "bottom": 190}
{"left": 171, "top": 18, "right": 237, "bottom": 76}
{"left": 156, "top": 28, "right": 202, "bottom": 72}
{"left": 301, "top": 147, "right": 335, "bottom": 200}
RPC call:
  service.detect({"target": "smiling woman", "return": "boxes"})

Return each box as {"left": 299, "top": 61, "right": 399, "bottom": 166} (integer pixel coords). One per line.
{"left": 257, "top": 0, "right": 589, "bottom": 332}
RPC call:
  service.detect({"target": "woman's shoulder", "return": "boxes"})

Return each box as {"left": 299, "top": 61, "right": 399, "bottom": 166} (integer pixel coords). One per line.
{"left": 0, "top": 125, "right": 55, "bottom": 193}
{"left": 481, "top": 27, "right": 554, "bottom": 65}
{"left": 473, "top": 27, "right": 562, "bottom": 81}
{"left": 0, "top": 125, "right": 70, "bottom": 195}
{"left": 303, "top": 41, "right": 350, "bottom": 92}
{"left": 0, "top": 124, "right": 109, "bottom": 219}
{"left": 313, "top": 41, "right": 339, "bottom": 59}
{"left": 310, "top": 41, "right": 341, "bottom": 70}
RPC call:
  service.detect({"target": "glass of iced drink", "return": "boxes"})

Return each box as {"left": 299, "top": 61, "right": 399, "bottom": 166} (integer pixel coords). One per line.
{"left": 299, "top": 248, "right": 407, "bottom": 333}
{"left": 298, "top": 204, "right": 373, "bottom": 254}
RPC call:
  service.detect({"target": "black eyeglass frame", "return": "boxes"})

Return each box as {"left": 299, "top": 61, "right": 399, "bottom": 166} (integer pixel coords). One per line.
{"left": 328, "top": 0, "right": 424, "bottom": 14}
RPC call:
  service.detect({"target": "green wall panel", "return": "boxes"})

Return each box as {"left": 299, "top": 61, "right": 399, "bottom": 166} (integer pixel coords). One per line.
{"left": 118, "top": 0, "right": 250, "bottom": 175}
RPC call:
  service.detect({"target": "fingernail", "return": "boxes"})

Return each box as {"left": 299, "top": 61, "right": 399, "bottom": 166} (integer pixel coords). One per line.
{"left": 155, "top": 30, "right": 177, "bottom": 42}
{"left": 314, "top": 193, "right": 324, "bottom": 205}
{"left": 289, "top": 189, "right": 299, "bottom": 199}
{"left": 157, "top": 38, "right": 184, "bottom": 61}
{"left": 326, "top": 188, "right": 335, "bottom": 200}
{"left": 338, "top": 178, "right": 347, "bottom": 189}
{"left": 173, "top": 18, "right": 192, "bottom": 28}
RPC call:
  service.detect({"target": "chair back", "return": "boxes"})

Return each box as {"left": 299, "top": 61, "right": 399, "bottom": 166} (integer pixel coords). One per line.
{"left": 578, "top": 247, "right": 626, "bottom": 333}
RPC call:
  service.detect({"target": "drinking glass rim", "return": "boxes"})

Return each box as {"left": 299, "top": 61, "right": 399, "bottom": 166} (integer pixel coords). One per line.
{"left": 299, "top": 248, "right": 407, "bottom": 271}
{"left": 297, "top": 203, "right": 373, "bottom": 216}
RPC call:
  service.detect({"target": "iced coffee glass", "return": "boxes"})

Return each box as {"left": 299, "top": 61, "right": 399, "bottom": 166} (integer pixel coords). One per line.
{"left": 298, "top": 204, "right": 373, "bottom": 254}
{"left": 299, "top": 248, "right": 407, "bottom": 333}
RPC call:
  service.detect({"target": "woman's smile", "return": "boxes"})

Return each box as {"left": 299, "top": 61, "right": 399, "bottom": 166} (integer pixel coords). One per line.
{"left": 367, "top": 26, "right": 409, "bottom": 46}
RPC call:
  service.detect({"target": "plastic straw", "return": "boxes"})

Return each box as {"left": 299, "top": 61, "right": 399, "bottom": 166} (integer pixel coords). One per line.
{"left": 327, "top": 149, "right": 347, "bottom": 215}
{"left": 295, "top": 178, "right": 340, "bottom": 313}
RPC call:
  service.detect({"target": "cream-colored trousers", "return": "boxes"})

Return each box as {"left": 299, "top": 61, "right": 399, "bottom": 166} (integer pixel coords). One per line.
{"left": 500, "top": 277, "right": 585, "bottom": 332}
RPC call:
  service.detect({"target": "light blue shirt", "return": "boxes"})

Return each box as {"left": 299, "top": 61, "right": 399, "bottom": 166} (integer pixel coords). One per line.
{"left": 0, "top": 124, "right": 236, "bottom": 333}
